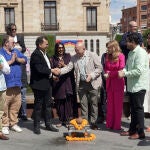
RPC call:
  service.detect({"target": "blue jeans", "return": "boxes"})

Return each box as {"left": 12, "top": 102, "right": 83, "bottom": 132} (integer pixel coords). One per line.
{"left": 21, "top": 87, "right": 27, "bottom": 116}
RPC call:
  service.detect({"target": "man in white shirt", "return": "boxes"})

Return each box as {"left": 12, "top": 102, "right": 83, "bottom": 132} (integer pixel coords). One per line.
{"left": 0, "top": 54, "right": 10, "bottom": 140}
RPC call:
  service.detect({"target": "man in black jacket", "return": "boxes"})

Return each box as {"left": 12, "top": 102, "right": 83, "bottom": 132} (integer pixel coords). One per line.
{"left": 30, "top": 36, "right": 58, "bottom": 134}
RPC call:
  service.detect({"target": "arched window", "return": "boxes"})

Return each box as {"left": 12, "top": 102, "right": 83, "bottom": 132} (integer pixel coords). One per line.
{"left": 84, "top": 39, "right": 88, "bottom": 50}
{"left": 96, "top": 39, "right": 100, "bottom": 55}
{"left": 90, "top": 39, "right": 94, "bottom": 52}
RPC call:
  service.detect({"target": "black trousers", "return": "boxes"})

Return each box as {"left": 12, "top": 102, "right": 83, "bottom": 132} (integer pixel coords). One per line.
{"left": 32, "top": 89, "right": 52, "bottom": 128}
{"left": 128, "top": 90, "right": 146, "bottom": 134}
{"left": 99, "top": 84, "right": 107, "bottom": 119}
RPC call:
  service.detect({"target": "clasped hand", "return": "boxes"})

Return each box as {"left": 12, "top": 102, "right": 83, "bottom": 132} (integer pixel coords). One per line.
{"left": 86, "top": 74, "right": 92, "bottom": 82}
{"left": 51, "top": 68, "right": 61, "bottom": 75}
{"left": 118, "top": 70, "right": 125, "bottom": 78}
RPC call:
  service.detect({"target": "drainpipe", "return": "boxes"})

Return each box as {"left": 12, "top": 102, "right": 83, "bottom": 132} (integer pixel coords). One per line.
{"left": 21, "top": 0, "right": 24, "bottom": 32}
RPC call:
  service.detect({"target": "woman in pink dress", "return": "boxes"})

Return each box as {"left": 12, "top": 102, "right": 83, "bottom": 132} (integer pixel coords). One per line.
{"left": 104, "top": 40, "right": 125, "bottom": 130}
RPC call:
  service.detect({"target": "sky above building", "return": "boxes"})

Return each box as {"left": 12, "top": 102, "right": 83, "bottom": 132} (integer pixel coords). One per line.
{"left": 110, "top": 0, "right": 137, "bottom": 24}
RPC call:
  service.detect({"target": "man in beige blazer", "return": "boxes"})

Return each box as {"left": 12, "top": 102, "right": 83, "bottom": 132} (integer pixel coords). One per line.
{"left": 53, "top": 42, "right": 102, "bottom": 130}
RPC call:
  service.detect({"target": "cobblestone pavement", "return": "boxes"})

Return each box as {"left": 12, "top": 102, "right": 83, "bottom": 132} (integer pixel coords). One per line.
{"left": 0, "top": 118, "right": 150, "bottom": 150}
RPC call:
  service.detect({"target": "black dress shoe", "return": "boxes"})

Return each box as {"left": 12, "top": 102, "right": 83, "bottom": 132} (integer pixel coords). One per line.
{"left": 34, "top": 128, "right": 41, "bottom": 134}
{"left": 46, "top": 124, "right": 59, "bottom": 132}
{"left": 0, "top": 133, "right": 9, "bottom": 140}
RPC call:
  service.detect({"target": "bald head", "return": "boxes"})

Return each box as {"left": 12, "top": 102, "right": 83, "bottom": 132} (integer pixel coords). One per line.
{"left": 129, "top": 21, "right": 138, "bottom": 32}
{"left": 76, "top": 42, "right": 85, "bottom": 49}
{"left": 75, "top": 42, "right": 86, "bottom": 57}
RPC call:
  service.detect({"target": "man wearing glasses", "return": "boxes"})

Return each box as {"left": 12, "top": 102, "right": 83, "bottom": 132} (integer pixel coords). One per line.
{"left": 6, "top": 23, "right": 26, "bottom": 52}
{"left": 6, "top": 23, "right": 28, "bottom": 121}
{"left": 0, "top": 35, "right": 27, "bottom": 135}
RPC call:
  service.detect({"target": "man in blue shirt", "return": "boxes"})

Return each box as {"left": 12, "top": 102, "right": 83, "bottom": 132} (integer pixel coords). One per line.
{"left": 0, "top": 35, "right": 27, "bottom": 135}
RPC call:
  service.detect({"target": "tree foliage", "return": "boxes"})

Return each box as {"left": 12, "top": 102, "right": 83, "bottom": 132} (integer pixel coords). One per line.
{"left": 142, "top": 29, "right": 150, "bottom": 47}
{"left": 45, "top": 34, "right": 56, "bottom": 57}
{"left": 115, "top": 34, "right": 122, "bottom": 43}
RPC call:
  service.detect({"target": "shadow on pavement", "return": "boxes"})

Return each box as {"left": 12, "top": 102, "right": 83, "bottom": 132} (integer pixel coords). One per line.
{"left": 138, "top": 137, "right": 150, "bottom": 146}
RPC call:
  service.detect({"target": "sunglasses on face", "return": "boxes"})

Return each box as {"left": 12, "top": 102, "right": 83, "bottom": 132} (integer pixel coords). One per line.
{"left": 11, "top": 28, "right": 16, "bottom": 31}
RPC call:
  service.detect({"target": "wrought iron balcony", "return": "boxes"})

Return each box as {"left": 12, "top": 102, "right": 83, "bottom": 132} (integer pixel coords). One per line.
{"left": 41, "top": 23, "right": 59, "bottom": 31}
{"left": 86, "top": 25, "right": 97, "bottom": 31}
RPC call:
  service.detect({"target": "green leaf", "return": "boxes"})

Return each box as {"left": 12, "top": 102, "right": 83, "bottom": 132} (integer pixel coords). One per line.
{"left": 45, "top": 34, "right": 56, "bottom": 57}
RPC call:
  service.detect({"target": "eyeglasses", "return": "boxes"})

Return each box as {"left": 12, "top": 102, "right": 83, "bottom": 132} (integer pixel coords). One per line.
{"left": 11, "top": 28, "right": 16, "bottom": 31}
{"left": 8, "top": 41, "right": 15, "bottom": 44}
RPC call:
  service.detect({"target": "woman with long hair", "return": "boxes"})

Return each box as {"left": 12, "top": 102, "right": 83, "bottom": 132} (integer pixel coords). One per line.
{"left": 104, "top": 40, "right": 125, "bottom": 130}
{"left": 50, "top": 42, "right": 76, "bottom": 127}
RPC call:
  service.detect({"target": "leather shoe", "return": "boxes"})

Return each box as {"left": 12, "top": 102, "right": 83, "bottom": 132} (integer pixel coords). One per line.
{"left": 128, "top": 133, "right": 145, "bottom": 140}
{"left": 0, "top": 133, "right": 9, "bottom": 140}
{"left": 34, "top": 128, "right": 41, "bottom": 134}
{"left": 120, "top": 131, "right": 135, "bottom": 136}
{"left": 46, "top": 124, "right": 59, "bottom": 132}
{"left": 120, "top": 131, "right": 130, "bottom": 136}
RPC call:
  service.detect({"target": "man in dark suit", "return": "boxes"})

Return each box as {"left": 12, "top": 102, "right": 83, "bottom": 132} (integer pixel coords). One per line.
{"left": 30, "top": 36, "right": 59, "bottom": 134}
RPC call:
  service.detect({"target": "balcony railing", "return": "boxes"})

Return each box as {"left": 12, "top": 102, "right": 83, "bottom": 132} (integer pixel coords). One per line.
{"left": 41, "top": 23, "right": 59, "bottom": 31}
{"left": 87, "top": 25, "right": 97, "bottom": 31}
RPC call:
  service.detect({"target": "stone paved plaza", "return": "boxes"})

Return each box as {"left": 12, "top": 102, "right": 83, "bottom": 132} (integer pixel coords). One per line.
{"left": 0, "top": 118, "right": 150, "bottom": 150}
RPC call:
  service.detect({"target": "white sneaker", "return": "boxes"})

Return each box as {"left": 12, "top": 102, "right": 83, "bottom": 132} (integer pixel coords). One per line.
{"left": 2, "top": 126, "right": 9, "bottom": 135}
{"left": 11, "top": 125, "right": 23, "bottom": 132}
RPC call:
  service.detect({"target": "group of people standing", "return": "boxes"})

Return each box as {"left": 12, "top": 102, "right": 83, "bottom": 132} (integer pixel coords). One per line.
{"left": 30, "top": 37, "right": 102, "bottom": 134}
{"left": 0, "top": 20, "right": 150, "bottom": 141}
{"left": 103, "top": 21, "right": 150, "bottom": 140}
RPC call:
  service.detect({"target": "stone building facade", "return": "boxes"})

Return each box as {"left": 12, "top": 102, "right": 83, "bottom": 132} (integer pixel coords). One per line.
{"left": 0, "top": 0, "right": 110, "bottom": 56}
{"left": 137, "top": 0, "right": 147, "bottom": 32}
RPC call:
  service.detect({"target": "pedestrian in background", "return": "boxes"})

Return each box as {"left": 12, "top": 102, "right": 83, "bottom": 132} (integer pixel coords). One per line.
{"left": 120, "top": 21, "right": 144, "bottom": 62}
{"left": 98, "top": 41, "right": 111, "bottom": 123}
